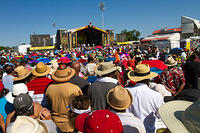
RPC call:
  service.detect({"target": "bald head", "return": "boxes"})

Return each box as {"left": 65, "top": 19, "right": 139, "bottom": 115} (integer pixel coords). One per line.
{"left": 72, "top": 62, "right": 80, "bottom": 75}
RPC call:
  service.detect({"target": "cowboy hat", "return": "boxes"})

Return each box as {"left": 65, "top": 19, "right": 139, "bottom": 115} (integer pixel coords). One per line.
{"left": 107, "top": 86, "right": 132, "bottom": 110}
{"left": 6, "top": 83, "right": 34, "bottom": 104}
{"left": 6, "top": 116, "right": 49, "bottom": 133}
{"left": 32, "top": 62, "right": 50, "bottom": 77}
{"left": 158, "top": 99, "right": 200, "bottom": 133}
{"left": 95, "top": 62, "right": 120, "bottom": 76}
{"left": 128, "top": 64, "right": 158, "bottom": 82}
{"left": 165, "top": 56, "right": 177, "bottom": 67}
{"left": 13, "top": 66, "right": 31, "bottom": 81}
{"left": 52, "top": 66, "right": 75, "bottom": 82}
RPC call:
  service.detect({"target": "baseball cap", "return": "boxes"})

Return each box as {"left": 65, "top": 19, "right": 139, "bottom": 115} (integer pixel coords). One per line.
{"left": 13, "top": 93, "right": 34, "bottom": 116}
{"left": 75, "top": 109, "right": 123, "bottom": 133}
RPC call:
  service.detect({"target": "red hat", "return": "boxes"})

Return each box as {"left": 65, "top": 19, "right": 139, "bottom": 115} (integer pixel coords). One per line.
{"left": 75, "top": 110, "right": 123, "bottom": 133}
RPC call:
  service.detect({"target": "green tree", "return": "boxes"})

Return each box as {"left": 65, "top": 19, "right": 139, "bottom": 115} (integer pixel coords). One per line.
{"left": 121, "top": 29, "right": 140, "bottom": 41}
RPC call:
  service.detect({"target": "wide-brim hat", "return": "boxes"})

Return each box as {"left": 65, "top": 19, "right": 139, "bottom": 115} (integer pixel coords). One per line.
{"left": 128, "top": 64, "right": 158, "bottom": 82}
{"left": 107, "top": 86, "right": 132, "bottom": 110}
{"left": 95, "top": 62, "right": 121, "bottom": 76}
{"left": 32, "top": 62, "right": 50, "bottom": 77}
{"left": 52, "top": 67, "right": 75, "bottom": 82}
{"left": 13, "top": 66, "right": 32, "bottom": 81}
{"left": 159, "top": 100, "right": 193, "bottom": 133}
{"left": 7, "top": 116, "right": 49, "bottom": 133}
{"left": 165, "top": 56, "right": 177, "bottom": 67}
{"left": 6, "top": 83, "right": 34, "bottom": 104}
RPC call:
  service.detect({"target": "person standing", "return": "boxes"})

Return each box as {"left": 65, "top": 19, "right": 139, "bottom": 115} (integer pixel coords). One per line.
{"left": 126, "top": 64, "right": 164, "bottom": 133}
{"left": 107, "top": 86, "right": 146, "bottom": 133}
{"left": 2, "top": 64, "right": 14, "bottom": 92}
{"left": 27, "top": 62, "right": 53, "bottom": 105}
{"left": 45, "top": 64, "right": 82, "bottom": 132}
{"left": 88, "top": 62, "right": 121, "bottom": 110}
{"left": 159, "top": 56, "right": 185, "bottom": 96}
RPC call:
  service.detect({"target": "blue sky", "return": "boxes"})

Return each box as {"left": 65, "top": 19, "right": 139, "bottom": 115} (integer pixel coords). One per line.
{"left": 0, "top": 0, "right": 200, "bottom": 46}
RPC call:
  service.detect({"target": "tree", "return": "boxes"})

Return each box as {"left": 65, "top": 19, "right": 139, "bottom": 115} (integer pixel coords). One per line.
{"left": 121, "top": 29, "right": 140, "bottom": 41}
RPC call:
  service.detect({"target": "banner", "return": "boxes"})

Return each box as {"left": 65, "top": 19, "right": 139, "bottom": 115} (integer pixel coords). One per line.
{"left": 29, "top": 46, "right": 55, "bottom": 50}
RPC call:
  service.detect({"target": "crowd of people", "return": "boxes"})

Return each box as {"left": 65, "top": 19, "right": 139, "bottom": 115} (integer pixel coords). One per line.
{"left": 0, "top": 45, "right": 200, "bottom": 133}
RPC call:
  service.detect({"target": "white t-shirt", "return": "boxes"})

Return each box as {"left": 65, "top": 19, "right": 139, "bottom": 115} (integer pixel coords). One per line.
{"left": 126, "top": 83, "right": 164, "bottom": 133}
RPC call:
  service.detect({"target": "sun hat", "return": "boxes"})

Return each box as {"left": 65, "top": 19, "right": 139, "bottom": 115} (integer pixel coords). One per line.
{"left": 32, "top": 62, "right": 50, "bottom": 77}
{"left": 13, "top": 66, "right": 31, "bottom": 81}
{"left": 95, "top": 62, "right": 121, "bottom": 76}
{"left": 158, "top": 99, "right": 200, "bottom": 133}
{"left": 165, "top": 56, "right": 177, "bottom": 67}
{"left": 75, "top": 109, "right": 123, "bottom": 133}
{"left": 6, "top": 116, "right": 49, "bottom": 133}
{"left": 14, "top": 93, "right": 34, "bottom": 116}
{"left": 6, "top": 83, "right": 34, "bottom": 103}
{"left": 128, "top": 64, "right": 158, "bottom": 82}
{"left": 107, "top": 86, "right": 132, "bottom": 110}
{"left": 52, "top": 65, "right": 75, "bottom": 82}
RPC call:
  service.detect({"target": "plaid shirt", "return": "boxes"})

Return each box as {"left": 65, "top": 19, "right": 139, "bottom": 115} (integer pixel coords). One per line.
{"left": 159, "top": 67, "right": 185, "bottom": 94}
{"left": 27, "top": 77, "right": 54, "bottom": 94}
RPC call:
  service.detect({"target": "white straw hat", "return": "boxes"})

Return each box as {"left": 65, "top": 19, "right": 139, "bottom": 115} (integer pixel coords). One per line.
{"left": 159, "top": 99, "right": 200, "bottom": 133}
{"left": 6, "top": 116, "right": 48, "bottom": 133}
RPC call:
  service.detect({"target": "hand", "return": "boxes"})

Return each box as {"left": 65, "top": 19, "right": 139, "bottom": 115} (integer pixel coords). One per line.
{"left": 39, "top": 108, "right": 51, "bottom": 120}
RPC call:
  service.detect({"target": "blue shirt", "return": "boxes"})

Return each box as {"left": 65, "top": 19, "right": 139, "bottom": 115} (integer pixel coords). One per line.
{"left": 0, "top": 97, "right": 13, "bottom": 133}
{"left": 2, "top": 75, "right": 14, "bottom": 92}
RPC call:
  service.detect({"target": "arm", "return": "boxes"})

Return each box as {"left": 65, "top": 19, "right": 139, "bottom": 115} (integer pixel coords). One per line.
{"left": 0, "top": 114, "right": 5, "bottom": 133}
{"left": 174, "top": 84, "right": 185, "bottom": 96}
{"left": 164, "top": 85, "right": 174, "bottom": 95}
{"left": 6, "top": 111, "right": 15, "bottom": 127}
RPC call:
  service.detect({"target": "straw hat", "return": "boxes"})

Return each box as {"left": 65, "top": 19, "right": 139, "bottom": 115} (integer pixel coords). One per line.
{"left": 6, "top": 83, "right": 34, "bottom": 104}
{"left": 128, "top": 64, "right": 158, "bottom": 82}
{"left": 13, "top": 66, "right": 31, "bottom": 81}
{"left": 158, "top": 99, "right": 200, "bottom": 133}
{"left": 52, "top": 66, "right": 75, "bottom": 82}
{"left": 107, "top": 86, "right": 132, "bottom": 110}
{"left": 32, "top": 62, "right": 50, "bottom": 77}
{"left": 6, "top": 116, "right": 49, "bottom": 133}
{"left": 95, "top": 62, "right": 120, "bottom": 76}
{"left": 165, "top": 56, "right": 177, "bottom": 67}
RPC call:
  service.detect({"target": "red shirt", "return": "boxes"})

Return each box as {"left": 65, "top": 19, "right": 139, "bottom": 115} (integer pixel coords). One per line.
{"left": 27, "top": 77, "right": 54, "bottom": 94}
{"left": 159, "top": 67, "right": 185, "bottom": 94}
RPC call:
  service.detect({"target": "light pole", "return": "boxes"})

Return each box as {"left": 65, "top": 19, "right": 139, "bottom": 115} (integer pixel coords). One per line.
{"left": 99, "top": 2, "right": 105, "bottom": 30}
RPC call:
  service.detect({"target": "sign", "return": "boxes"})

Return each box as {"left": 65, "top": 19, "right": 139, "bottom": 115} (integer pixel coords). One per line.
{"left": 29, "top": 46, "right": 55, "bottom": 50}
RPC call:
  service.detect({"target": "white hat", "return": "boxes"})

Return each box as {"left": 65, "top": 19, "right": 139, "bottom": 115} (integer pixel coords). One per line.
{"left": 159, "top": 99, "right": 200, "bottom": 133}
{"left": 7, "top": 116, "right": 48, "bottom": 133}
{"left": 6, "top": 83, "right": 34, "bottom": 104}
